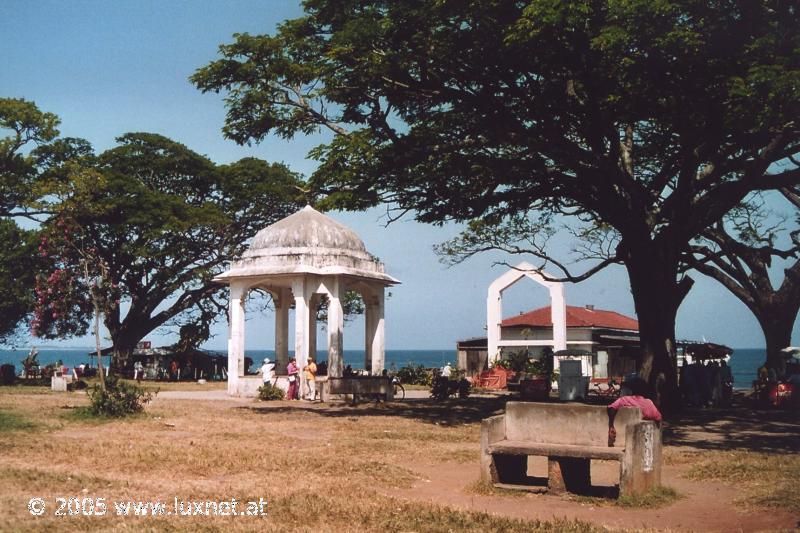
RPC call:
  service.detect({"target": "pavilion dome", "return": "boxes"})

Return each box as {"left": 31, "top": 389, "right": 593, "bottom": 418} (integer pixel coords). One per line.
{"left": 214, "top": 205, "right": 399, "bottom": 284}
{"left": 249, "top": 205, "right": 368, "bottom": 253}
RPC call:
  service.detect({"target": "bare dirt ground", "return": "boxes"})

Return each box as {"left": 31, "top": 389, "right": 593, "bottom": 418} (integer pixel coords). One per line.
{"left": 389, "top": 445, "right": 795, "bottom": 532}
{"left": 158, "top": 391, "right": 799, "bottom": 531}
{"left": 302, "top": 396, "right": 800, "bottom": 532}
{"left": 1, "top": 388, "right": 798, "bottom": 532}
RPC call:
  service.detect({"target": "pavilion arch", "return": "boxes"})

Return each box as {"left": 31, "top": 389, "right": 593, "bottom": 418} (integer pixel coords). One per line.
{"left": 487, "top": 261, "right": 567, "bottom": 364}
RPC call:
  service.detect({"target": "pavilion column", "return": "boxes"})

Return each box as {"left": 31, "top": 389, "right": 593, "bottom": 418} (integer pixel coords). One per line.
{"left": 308, "top": 294, "right": 318, "bottom": 362}
{"left": 274, "top": 288, "right": 290, "bottom": 372}
{"left": 327, "top": 277, "right": 344, "bottom": 378}
{"left": 365, "top": 293, "right": 374, "bottom": 373}
{"left": 227, "top": 281, "right": 246, "bottom": 396}
{"left": 365, "top": 287, "right": 385, "bottom": 375}
{"left": 292, "top": 278, "right": 311, "bottom": 379}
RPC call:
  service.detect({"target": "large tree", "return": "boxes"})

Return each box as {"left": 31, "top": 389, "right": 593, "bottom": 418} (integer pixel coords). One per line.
{"left": 688, "top": 188, "right": 800, "bottom": 375}
{"left": 193, "top": 0, "right": 800, "bottom": 410}
{"left": 35, "top": 133, "right": 304, "bottom": 365}
{"left": 0, "top": 98, "right": 62, "bottom": 339}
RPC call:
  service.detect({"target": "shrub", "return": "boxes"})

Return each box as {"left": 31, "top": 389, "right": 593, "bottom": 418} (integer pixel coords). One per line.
{"left": 430, "top": 376, "right": 451, "bottom": 401}
{"left": 505, "top": 350, "right": 530, "bottom": 372}
{"left": 457, "top": 378, "right": 471, "bottom": 398}
{"left": 431, "top": 377, "right": 471, "bottom": 401}
{"left": 396, "top": 363, "right": 432, "bottom": 386}
{"left": 258, "top": 383, "right": 285, "bottom": 401}
{"left": 86, "top": 375, "right": 153, "bottom": 417}
{"left": 495, "top": 350, "right": 552, "bottom": 376}
{"left": 0, "top": 364, "right": 15, "bottom": 385}
{"left": 70, "top": 379, "right": 88, "bottom": 390}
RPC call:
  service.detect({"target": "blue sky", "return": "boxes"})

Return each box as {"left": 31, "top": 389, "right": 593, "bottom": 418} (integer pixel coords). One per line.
{"left": 2, "top": 0, "right": 797, "bottom": 351}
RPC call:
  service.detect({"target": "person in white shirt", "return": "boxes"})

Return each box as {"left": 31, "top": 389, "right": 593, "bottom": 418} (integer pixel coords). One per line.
{"left": 133, "top": 361, "right": 144, "bottom": 382}
{"left": 441, "top": 363, "right": 453, "bottom": 378}
{"left": 259, "top": 358, "right": 275, "bottom": 386}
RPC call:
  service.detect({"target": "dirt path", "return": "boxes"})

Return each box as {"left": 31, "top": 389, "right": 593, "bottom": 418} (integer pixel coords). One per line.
{"left": 385, "top": 459, "right": 796, "bottom": 532}
{"left": 381, "top": 402, "right": 800, "bottom": 532}
{"left": 156, "top": 389, "right": 245, "bottom": 401}
{"left": 155, "top": 388, "right": 433, "bottom": 401}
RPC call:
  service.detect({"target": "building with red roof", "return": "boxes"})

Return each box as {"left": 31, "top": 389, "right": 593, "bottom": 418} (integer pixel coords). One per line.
{"left": 457, "top": 304, "right": 641, "bottom": 377}
{"left": 502, "top": 305, "right": 639, "bottom": 331}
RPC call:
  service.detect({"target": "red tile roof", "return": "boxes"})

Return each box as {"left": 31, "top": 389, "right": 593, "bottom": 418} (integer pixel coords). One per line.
{"left": 502, "top": 305, "right": 639, "bottom": 331}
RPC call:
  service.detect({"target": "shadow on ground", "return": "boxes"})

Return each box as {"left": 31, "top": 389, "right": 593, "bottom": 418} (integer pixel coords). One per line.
{"left": 239, "top": 396, "right": 509, "bottom": 426}
{"left": 663, "top": 401, "right": 800, "bottom": 454}
{"left": 241, "top": 393, "right": 799, "bottom": 453}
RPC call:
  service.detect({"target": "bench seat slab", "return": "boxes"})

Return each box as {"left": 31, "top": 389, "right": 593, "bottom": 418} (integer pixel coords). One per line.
{"left": 488, "top": 440, "right": 624, "bottom": 461}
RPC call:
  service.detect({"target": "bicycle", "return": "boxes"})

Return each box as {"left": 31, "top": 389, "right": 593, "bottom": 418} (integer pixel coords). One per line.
{"left": 392, "top": 376, "right": 405, "bottom": 399}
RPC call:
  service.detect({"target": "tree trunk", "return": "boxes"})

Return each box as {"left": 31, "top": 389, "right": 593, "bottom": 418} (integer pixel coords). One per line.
{"left": 623, "top": 242, "right": 691, "bottom": 415}
{"left": 110, "top": 332, "right": 140, "bottom": 371}
{"left": 93, "top": 305, "right": 106, "bottom": 391}
{"left": 760, "top": 314, "right": 795, "bottom": 378}
{"left": 105, "top": 319, "right": 145, "bottom": 372}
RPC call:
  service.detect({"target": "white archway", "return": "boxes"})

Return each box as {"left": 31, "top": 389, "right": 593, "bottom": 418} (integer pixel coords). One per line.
{"left": 486, "top": 262, "right": 567, "bottom": 364}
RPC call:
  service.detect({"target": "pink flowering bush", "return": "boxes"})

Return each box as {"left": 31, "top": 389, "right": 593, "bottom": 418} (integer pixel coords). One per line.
{"left": 32, "top": 216, "right": 118, "bottom": 340}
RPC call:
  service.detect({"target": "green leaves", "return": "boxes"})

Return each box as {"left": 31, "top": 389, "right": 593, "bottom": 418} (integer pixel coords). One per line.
{"left": 35, "top": 131, "right": 305, "bottom": 351}
{"left": 194, "top": 1, "right": 799, "bottom": 232}
{"left": 0, "top": 98, "right": 61, "bottom": 217}
{"left": 0, "top": 219, "right": 40, "bottom": 342}
{"left": 0, "top": 97, "right": 59, "bottom": 153}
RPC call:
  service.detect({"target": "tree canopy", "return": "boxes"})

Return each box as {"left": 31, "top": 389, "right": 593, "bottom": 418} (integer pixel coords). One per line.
{"left": 194, "top": 0, "right": 800, "bottom": 409}
{"left": 0, "top": 97, "right": 60, "bottom": 219}
{"left": 0, "top": 220, "right": 39, "bottom": 343}
{"left": 34, "top": 132, "right": 305, "bottom": 362}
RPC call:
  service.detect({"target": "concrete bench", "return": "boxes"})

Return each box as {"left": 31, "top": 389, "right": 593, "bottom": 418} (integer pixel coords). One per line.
{"left": 480, "top": 402, "right": 661, "bottom": 496}
{"left": 320, "top": 376, "right": 394, "bottom": 402}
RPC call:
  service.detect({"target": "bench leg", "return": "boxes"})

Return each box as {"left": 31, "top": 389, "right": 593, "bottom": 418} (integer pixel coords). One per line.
{"left": 620, "top": 422, "right": 662, "bottom": 496}
{"left": 491, "top": 454, "right": 528, "bottom": 484}
{"left": 548, "top": 457, "right": 590, "bottom": 494}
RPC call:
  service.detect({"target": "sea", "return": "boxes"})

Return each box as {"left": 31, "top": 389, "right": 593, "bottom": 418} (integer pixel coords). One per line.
{"left": 0, "top": 347, "right": 767, "bottom": 389}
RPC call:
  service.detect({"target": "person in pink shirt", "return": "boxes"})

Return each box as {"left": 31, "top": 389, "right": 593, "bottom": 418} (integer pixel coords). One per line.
{"left": 607, "top": 378, "right": 662, "bottom": 446}
{"left": 286, "top": 358, "right": 299, "bottom": 400}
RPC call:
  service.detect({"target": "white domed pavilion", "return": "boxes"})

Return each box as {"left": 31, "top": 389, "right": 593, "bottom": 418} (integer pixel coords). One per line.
{"left": 215, "top": 205, "right": 399, "bottom": 397}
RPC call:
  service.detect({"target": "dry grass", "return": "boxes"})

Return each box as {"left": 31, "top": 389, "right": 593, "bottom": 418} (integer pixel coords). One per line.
{"left": 615, "top": 486, "right": 681, "bottom": 508}
{"left": 0, "top": 409, "right": 39, "bottom": 432}
{"left": 464, "top": 479, "right": 530, "bottom": 498}
{"left": 95, "top": 378, "right": 227, "bottom": 393}
{"left": 569, "top": 486, "right": 682, "bottom": 509}
{"left": 0, "top": 387, "right": 606, "bottom": 532}
{"left": 682, "top": 450, "right": 800, "bottom": 510}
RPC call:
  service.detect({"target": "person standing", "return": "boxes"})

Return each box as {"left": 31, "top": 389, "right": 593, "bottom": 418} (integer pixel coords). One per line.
{"left": 441, "top": 362, "right": 453, "bottom": 378}
{"left": 134, "top": 361, "right": 144, "bottom": 382}
{"left": 720, "top": 360, "right": 734, "bottom": 406}
{"left": 259, "top": 358, "right": 275, "bottom": 386}
{"left": 286, "top": 358, "right": 299, "bottom": 400}
{"left": 303, "top": 357, "right": 318, "bottom": 401}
